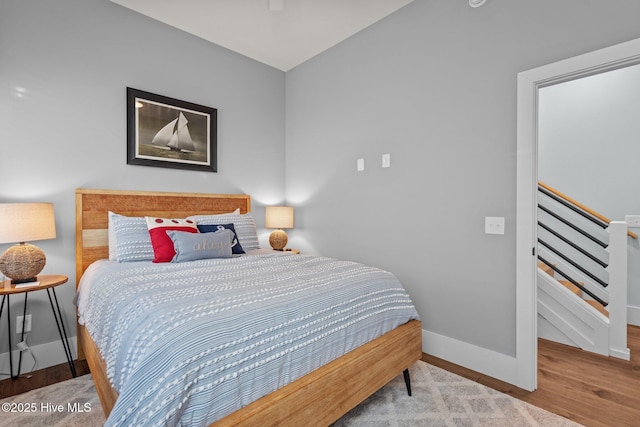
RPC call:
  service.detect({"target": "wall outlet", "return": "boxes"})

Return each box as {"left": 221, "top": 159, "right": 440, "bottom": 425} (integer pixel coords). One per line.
{"left": 16, "top": 314, "right": 32, "bottom": 333}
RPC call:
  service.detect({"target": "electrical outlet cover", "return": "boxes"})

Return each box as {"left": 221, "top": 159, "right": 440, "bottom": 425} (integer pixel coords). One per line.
{"left": 485, "top": 217, "right": 505, "bottom": 235}
{"left": 382, "top": 153, "right": 391, "bottom": 168}
{"left": 16, "top": 314, "right": 32, "bottom": 333}
{"left": 625, "top": 215, "right": 640, "bottom": 228}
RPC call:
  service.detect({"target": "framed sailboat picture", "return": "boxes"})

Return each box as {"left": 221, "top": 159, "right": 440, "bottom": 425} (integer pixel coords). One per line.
{"left": 127, "top": 87, "right": 217, "bottom": 172}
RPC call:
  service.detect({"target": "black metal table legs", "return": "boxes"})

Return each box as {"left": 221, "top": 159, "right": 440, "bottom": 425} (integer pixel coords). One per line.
{"left": 1, "top": 290, "right": 76, "bottom": 379}
{"left": 46, "top": 288, "right": 76, "bottom": 378}
{"left": 0, "top": 293, "right": 27, "bottom": 379}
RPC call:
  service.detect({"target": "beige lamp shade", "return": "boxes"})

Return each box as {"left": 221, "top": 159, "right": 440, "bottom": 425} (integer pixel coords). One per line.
{"left": 265, "top": 206, "right": 294, "bottom": 229}
{"left": 266, "top": 206, "right": 294, "bottom": 250}
{"left": 0, "top": 203, "right": 56, "bottom": 283}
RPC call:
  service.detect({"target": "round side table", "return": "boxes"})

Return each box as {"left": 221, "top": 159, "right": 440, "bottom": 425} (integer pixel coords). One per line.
{"left": 0, "top": 275, "right": 76, "bottom": 379}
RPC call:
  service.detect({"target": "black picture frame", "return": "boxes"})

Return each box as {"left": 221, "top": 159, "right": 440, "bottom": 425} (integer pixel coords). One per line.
{"left": 127, "top": 87, "right": 217, "bottom": 172}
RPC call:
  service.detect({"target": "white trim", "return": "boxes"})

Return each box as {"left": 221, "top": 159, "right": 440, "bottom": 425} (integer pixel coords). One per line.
{"left": 610, "top": 347, "right": 631, "bottom": 360}
{"left": 516, "top": 36, "right": 640, "bottom": 392}
{"left": 628, "top": 304, "right": 640, "bottom": 327}
{"left": 607, "top": 222, "right": 629, "bottom": 359}
{"left": 516, "top": 55, "right": 540, "bottom": 392}
{"left": 422, "top": 329, "right": 517, "bottom": 385}
{"left": 0, "top": 337, "right": 77, "bottom": 381}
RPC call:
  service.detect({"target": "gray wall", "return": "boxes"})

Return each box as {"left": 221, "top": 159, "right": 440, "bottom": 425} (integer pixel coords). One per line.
{"left": 4, "top": 0, "right": 640, "bottom": 372}
{"left": 285, "top": 0, "right": 640, "bottom": 356}
{"left": 0, "top": 0, "right": 285, "bottom": 354}
{"left": 539, "top": 64, "right": 640, "bottom": 312}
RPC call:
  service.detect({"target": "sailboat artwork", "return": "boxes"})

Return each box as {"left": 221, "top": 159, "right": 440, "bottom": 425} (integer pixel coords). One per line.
{"left": 127, "top": 87, "right": 217, "bottom": 172}
{"left": 152, "top": 112, "right": 196, "bottom": 152}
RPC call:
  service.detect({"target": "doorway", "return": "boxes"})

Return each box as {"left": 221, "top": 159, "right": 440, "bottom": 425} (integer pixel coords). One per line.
{"left": 515, "top": 38, "right": 640, "bottom": 391}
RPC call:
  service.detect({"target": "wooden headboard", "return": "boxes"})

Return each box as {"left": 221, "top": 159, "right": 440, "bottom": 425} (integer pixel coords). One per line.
{"left": 75, "top": 188, "right": 251, "bottom": 286}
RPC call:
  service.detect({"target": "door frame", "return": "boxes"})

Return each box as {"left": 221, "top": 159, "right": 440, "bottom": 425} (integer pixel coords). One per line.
{"left": 516, "top": 37, "right": 640, "bottom": 391}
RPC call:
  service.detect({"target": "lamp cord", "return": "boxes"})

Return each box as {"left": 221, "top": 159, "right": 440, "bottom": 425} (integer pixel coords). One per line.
{"left": 0, "top": 333, "right": 38, "bottom": 379}
{"left": 19, "top": 333, "right": 38, "bottom": 378}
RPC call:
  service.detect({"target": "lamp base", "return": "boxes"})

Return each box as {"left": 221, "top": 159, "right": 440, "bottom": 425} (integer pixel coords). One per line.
{"left": 10, "top": 277, "right": 38, "bottom": 284}
{"left": 269, "top": 229, "right": 288, "bottom": 251}
{"left": 0, "top": 243, "right": 46, "bottom": 284}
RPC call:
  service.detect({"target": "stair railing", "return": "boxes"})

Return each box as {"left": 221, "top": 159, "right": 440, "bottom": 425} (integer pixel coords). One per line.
{"left": 538, "top": 182, "right": 637, "bottom": 239}
{"left": 537, "top": 181, "right": 631, "bottom": 360}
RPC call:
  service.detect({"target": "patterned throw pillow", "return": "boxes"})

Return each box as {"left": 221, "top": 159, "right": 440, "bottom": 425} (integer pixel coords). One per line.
{"left": 145, "top": 217, "right": 198, "bottom": 263}
{"left": 197, "top": 224, "right": 245, "bottom": 254}
{"left": 109, "top": 212, "right": 155, "bottom": 262}
{"left": 167, "top": 229, "right": 233, "bottom": 262}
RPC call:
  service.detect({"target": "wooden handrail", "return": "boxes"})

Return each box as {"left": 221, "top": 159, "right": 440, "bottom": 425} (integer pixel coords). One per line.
{"left": 538, "top": 181, "right": 637, "bottom": 239}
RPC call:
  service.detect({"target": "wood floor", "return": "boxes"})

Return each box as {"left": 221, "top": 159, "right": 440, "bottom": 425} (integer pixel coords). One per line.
{"left": 0, "top": 359, "right": 90, "bottom": 399}
{"left": 423, "top": 325, "right": 640, "bottom": 427}
{"left": 2, "top": 327, "right": 639, "bottom": 426}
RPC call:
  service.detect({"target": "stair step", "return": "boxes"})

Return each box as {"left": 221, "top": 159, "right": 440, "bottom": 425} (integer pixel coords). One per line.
{"left": 585, "top": 300, "right": 609, "bottom": 317}
{"left": 559, "top": 280, "right": 582, "bottom": 296}
{"left": 538, "top": 262, "right": 554, "bottom": 277}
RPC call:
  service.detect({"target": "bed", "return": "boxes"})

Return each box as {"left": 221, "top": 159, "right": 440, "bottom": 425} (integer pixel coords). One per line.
{"left": 75, "top": 188, "right": 422, "bottom": 426}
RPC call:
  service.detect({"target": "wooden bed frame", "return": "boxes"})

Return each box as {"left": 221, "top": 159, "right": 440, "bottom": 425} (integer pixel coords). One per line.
{"left": 75, "top": 188, "right": 422, "bottom": 426}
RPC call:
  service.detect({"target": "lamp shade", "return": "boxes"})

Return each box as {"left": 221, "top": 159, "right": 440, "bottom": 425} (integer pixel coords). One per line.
{"left": 0, "top": 203, "right": 56, "bottom": 244}
{"left": 265, "top": 206, "right": 294, "bottom": 229}
{"left": 0, "top": 203, "right": 56, "bottom": 283}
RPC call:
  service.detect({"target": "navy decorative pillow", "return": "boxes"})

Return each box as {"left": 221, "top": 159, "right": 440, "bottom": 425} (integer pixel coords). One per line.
{"left": 197, "top": 223, "right": 245, "bottom": 254}
{"left": 167, "top": 229, "right": 233, "bottom": 262}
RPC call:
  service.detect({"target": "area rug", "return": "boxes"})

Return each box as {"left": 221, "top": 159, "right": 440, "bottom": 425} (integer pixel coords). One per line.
{"left": 0, "top": 361, "right": 581, "bottom": 426}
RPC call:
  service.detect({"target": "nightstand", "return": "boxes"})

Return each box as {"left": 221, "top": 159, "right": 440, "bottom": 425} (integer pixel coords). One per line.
{"left": 272, "top": 248, "right": 300, "bottom": 254}
{"left": 0, "top": 275, "right": 76, "bottom": 379}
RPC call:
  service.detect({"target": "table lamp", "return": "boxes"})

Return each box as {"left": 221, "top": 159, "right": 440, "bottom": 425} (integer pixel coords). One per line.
{"left": 265, "top": 206, "right": 294, "bottom": 250}
{"left": 0, "top": 203, "right": 57, "bottom": 284}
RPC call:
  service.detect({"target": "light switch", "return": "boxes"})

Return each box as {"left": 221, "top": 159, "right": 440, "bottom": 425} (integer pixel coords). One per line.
{"left": 625, "top": 215, "right": 640, "bottom": 228}
{"left": 485, "top": 217, "right": 505, "bottom": 235}
{"left": 382, "top": 153, "right": 391, "bottom": 168}
{"left": 357, "top": 158, "right": 365, "bottom": 172}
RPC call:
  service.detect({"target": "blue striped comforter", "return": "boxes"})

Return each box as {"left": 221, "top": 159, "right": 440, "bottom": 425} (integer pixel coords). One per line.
{"left": 77, "top": 253, "right": 419, "bottom": 426}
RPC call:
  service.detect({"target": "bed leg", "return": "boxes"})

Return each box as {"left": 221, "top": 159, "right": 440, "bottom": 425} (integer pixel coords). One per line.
{"left": 403, "top": 368, "right": 412, "bottom": 396}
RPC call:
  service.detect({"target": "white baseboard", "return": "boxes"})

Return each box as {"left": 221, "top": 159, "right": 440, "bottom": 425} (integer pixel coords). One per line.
{"left": 422, "top": 328, "right": 517, "bottom": 386}
{"left": 0, "top": 336, "right": 77, "bottom": 381}
{"left": 628, "top": 304, "right": 640, "bottom": 326}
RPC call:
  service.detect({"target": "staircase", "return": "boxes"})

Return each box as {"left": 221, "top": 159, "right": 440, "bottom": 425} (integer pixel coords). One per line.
{"left": 539, "top": 262, "right": 609, "bottom": 314}
{"left": 536, "top": 182, "right": 632, "bottom": 360}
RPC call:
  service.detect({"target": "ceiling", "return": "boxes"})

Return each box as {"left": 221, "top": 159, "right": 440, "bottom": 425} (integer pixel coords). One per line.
{"left": 110, "top": 0, "right": 415, "bottom": 71}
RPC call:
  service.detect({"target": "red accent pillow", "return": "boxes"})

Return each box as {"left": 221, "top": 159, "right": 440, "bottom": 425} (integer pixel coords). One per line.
{"left": 145, "top": 217, "right": 198, "bottom": 263}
